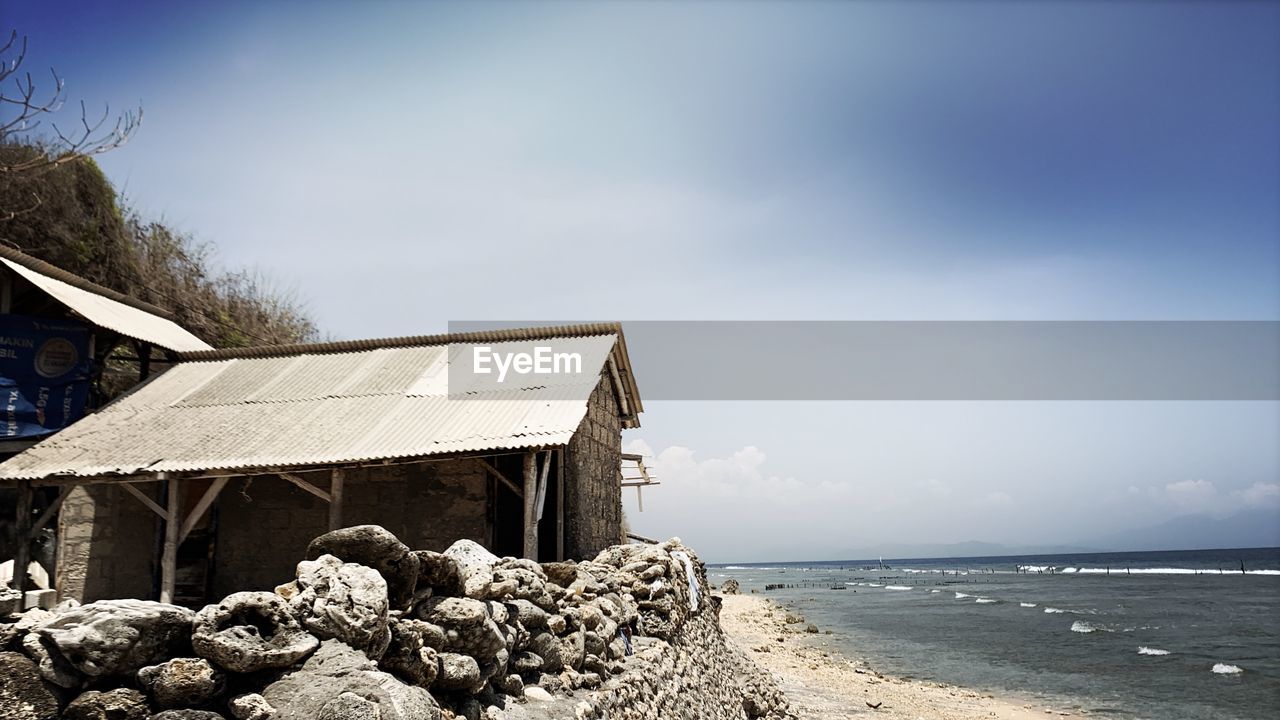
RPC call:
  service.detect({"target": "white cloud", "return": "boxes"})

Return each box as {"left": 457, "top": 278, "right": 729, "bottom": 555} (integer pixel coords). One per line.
{"left": 1162, "top": 479, "right": 1220, "bottom": 511}
{"left": 973, "top": 491, "right": 1015, "bottom": 509}
{"left": 1230, "top": 482, "right": 1280, "bottom": 509}
{"left": 1146, "top": 479, "right": 1280, "bottom": 517}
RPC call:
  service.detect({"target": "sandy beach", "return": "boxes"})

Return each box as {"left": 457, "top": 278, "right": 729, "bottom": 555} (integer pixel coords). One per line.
{"left": 719, "top": 593, "right": 1083, "bottom": 720}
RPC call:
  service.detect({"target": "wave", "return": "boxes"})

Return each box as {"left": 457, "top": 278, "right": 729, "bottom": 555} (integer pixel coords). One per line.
{"left": 955, "top": 592, "right": 972, "bottom": 599}
{"left": 1212, "top": 663, "right": 1243, "bottom": 674}
{"left": 1138, "top": 647, "right": 1170, "bottom": 656}
{"left": 1044, "top": 607, "right": 1067, "bottom": 614}
{"left": 929, "top": 589, "right": 941, "bottom": 593}
{"left": 1071, "top": 621, "right": 1098, "bottom": 633}
{"left": 1020, "top": 565, "right": 1280, "bottom": 576}
{"left": 975, "top": 597, "right": 998, "bottom": 604}
{"left": 721, "top": 566, "right": 779, "bottom": 571}
{"left": 868, "top": 583, "right": 882, "bottom": 587}
{"left": 1020, "top": 602, "right": 1037, "bottom": 608}
{"left": 884, "top": 585, "right": 913, "bottom": 591}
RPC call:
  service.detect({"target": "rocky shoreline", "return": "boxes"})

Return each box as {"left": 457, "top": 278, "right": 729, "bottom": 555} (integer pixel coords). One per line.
{"left": 1, "top": 526, "right": 793, "bottom": 720}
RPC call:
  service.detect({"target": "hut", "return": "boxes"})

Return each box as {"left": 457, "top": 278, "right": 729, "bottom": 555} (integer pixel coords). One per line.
{"left": 0, "top": 245, "right": 211, "bottom": 604}
{"left": 0, "top": 323, "right": 642, "bottom": 605}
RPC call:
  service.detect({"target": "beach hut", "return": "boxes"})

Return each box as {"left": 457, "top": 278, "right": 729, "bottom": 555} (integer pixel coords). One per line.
{"left": 0, "top": 323, "right": 642, "bottom": 606}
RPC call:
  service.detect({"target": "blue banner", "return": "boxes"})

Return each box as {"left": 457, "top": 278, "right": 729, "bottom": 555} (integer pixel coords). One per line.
{"left": 0, "top": 315, "right": 92, "bottom": 439}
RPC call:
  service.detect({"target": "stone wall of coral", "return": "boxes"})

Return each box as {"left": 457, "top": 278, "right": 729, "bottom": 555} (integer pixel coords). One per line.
{"left": 0, "top": 524, "right": 793, "bottom": 720}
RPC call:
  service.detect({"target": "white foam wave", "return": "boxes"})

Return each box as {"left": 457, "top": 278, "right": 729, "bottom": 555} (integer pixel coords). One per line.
{"left": 868, "top": 583, "right": 882, "bottom": 587}
{"left": 1020, "top": 602, "right": 1037, "bottom": 608}
{"left": 975, "top": 597, "right": 998, "bottom": 604}
{"left": 884, "top": 585, "right": 913, "bottom": 591}
{"left": 1044, "top": 607, "right": 1067, "bottom": 614}
{"left": 929, "top": 589, "right": 941, "bottom": 593}
{"left": 1020, "top": 565, "right": 1280, "bottom": 576}
{"left": 1212, "top": 663, "right": 1243, "bottom": 674}
{"left": 1071, "top": 621, "right": 1097, "bottom": 633}
{"left": 955, "top": 592, "right": 971, "bottom": 599}
{"left": 721, "top": 566, "right": 779, "bottom": 571}
{"left": 1138, "top": 647, "right": 1170, "bottom": 656}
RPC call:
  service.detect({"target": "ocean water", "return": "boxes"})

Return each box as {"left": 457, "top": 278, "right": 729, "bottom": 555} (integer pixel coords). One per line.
{"left": 712, "top": 548, "right": 1280, "bottom": 720}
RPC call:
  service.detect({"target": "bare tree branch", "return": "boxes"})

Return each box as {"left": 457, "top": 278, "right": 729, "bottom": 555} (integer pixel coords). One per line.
{"left": 0, "top": 30, "right": 142, "bottom": 176}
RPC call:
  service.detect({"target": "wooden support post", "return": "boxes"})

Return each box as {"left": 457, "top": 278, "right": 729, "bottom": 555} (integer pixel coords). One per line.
{"left": 0, "top": 268, "right": 12, "bottom": 314}
{"left": 477, "top": 458, "right": 522, "bottom": 498}
{"left": 122, "top": 483, "right": 169, "bottom": 519}
{"left": 10, "top": 481, "right": 33, "bottom": 594}
{"left": 160, "top": 479, "right": 181, "bottom": 603}
{"left": 179, "top": 478, "right": 228, "bottom": 543}
{"left": 138, "top": 342, "right": 153, "bottom": 382}
{"left": 555, "top": 449, "right": 565, "bottom": 561}
{"left": 279, "top": 473, "right": 331, "bottom": 502}
{"left": 32, "top": 486, "right": 73, "bottom": 534}
{"left": 522, "top": 451, "right": 538, "bottom": 560}
{"left": 329, "top": 468, "right": 345, "bottom": 531}
{"left": 534, "top": 451, "right": 551, "bottom": 521}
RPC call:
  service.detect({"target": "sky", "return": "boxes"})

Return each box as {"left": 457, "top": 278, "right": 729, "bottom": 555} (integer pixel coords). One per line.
{"left": 5, "top": 0, "right": 1278, "bottom": 561}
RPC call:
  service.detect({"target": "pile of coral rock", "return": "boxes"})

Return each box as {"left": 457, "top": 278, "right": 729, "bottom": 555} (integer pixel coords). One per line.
{"left": 1, "top": 527, "right": 783, "bottom": 720}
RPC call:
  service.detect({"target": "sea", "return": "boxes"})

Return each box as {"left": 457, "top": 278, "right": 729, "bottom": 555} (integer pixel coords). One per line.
{"left": 711, "top": 547, "right": 1279, "bottom": 720}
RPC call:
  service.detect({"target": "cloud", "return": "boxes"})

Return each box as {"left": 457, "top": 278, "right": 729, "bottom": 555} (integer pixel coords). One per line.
{"left": 1162, "top": 479, "right": 1219, "bottom": 511}
{"left": 973, "top": 491, "right": 1014, "bottom": 509}
{"left": 1148, "top": 479, "right": 1280, "bottom": 517}
{"left": 1231, "top": 482, "right": 1280, "bottom": 509}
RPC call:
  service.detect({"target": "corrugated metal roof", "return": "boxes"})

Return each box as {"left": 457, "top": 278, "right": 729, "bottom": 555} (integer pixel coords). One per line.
{"left": 1, "top": 257, "right": 212, "bottom": 353}
{"left": 0, "top": 331, "right": 628, "bottom": 480}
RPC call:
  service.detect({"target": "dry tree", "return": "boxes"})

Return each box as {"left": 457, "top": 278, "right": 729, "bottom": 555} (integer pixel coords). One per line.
{"left": 1, "top": 30, "right": 142, "bottom": 182}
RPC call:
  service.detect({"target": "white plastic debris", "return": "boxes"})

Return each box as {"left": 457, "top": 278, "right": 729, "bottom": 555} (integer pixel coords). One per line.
{"left": 670, "top": 550, "right": 699, "bottom": 611}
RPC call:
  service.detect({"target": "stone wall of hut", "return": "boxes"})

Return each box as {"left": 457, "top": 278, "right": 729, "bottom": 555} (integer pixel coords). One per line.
{"left": 213, "top": 459, "right": 490, "bottom": 598}
{"left": 563, "top": 373, "right": 625, "bottom": 560}
{"left": 56, "top": 484, "right": 160, "bottom": 602}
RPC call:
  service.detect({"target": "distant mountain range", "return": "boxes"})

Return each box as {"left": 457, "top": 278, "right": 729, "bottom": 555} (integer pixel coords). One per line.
{"left": 1088, "top": 508, "right": 1280, "bottom": 553}
{"left": 736, "top": 508, "right": 1280, "bottom": 564}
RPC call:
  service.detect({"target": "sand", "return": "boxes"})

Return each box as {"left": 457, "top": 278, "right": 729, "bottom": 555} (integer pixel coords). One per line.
{"left": 719, "top": 593, "right": 1084, "bottom": 720}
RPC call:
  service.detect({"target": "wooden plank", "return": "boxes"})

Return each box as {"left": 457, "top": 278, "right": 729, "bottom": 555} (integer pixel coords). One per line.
{"left": 279, "top": 472, "right": 331, "bottom": 503}
{"left": 555, "top": 448, "right": 564, "bottom": 561}
{"left": 533, "top": 451, "right": 551, "bottom": 521}
{"left": 31, "top": 486, "right": 74, "bottom": 534}
{"left": 522, "top": 451, "right": 537, "bottom": 560}
{"left": 10, "top": 481, "right": 32, "bottom": 593}
{"left": 328, "top": 468, "right": 345, "bottom": 531}
{"left": 179, "top": 477, "right": 229, "bottom": 543}
{"left": 607, "top": 356, "right": 631, "bottom": 417}
{"left": 476, "top": 458, "right": 522, "bottom": 498}
{"left": 122, "top": 483, "right": 169, "bottom": 520}
{"left": 28, "top": 474, "right": 167, "bottom": 488}
{"left": 160, "top": 480, "right": 182, "bottom": 603}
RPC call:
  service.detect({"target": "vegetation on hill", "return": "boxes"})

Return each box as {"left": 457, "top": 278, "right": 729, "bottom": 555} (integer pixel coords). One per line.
{"left": 0, "top": 31, "right": 317, "bottom": 349}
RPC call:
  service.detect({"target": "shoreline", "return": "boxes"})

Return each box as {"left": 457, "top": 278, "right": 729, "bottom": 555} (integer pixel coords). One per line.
{"left": 720, "top": 593, "right": 1082, "bottom": 719}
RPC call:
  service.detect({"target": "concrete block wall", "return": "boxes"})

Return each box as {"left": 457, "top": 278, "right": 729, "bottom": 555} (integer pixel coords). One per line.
{"left": 213, "top": 459, "right": 489, "bottom": 598}
{"left": 564, "top": 373, "right": 625, "bottom": 559}
{"left": 56, "top": 484, "right": 159, "bottom": 602}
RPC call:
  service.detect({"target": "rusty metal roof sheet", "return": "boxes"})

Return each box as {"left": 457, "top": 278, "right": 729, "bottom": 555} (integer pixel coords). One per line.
{"left": 0, "top": 328, "right": 637, "bottom": 481}
{"left": 1, "top": 256, "right": 212, "bottom": 353}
